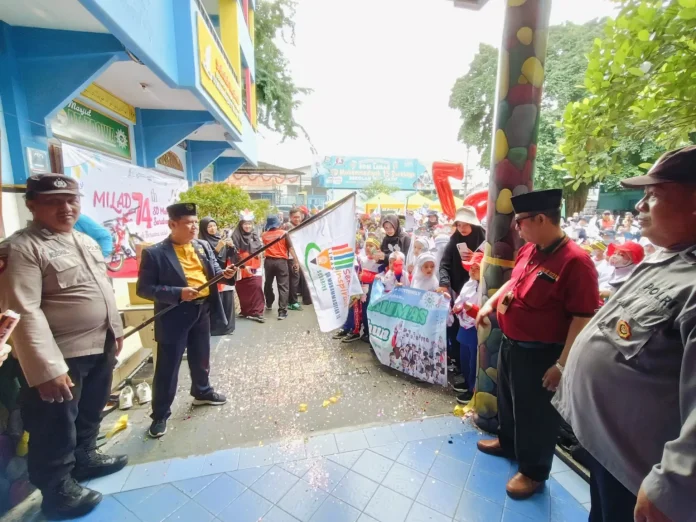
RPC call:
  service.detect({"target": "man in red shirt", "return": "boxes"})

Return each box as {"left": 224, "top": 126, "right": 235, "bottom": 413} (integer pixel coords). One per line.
{"left": 475, "top": 189, "right": 599, "bottom": 499}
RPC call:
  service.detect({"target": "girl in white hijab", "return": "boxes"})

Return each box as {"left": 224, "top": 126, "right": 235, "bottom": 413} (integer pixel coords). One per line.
{"left": 411, "top": 252, "right": 440, "bottom": 292}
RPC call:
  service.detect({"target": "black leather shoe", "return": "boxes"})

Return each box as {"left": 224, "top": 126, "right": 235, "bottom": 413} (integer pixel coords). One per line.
{"left": 72, "top": 450, "right": 128, "bottom": 481}
{"left": 42, "top": 477, "right": 102, "bottom": 519}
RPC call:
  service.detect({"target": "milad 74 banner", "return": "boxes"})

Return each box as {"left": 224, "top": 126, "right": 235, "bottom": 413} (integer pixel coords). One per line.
{"left": 290, "top": 195, "right": 362, "bottom": 332}
{"left": 368, "top": 280, "right": 450, "bottom": 386}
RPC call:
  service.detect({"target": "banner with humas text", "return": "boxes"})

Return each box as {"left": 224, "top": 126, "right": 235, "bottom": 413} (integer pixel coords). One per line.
{"left": 290, "top": 195, "right": 362, "bottom": 332}
{"left": 62, "top": 143, "right": 188, "bottom": 246}
{"left": 368, "top": 281, "right": 449, "bottom": 386}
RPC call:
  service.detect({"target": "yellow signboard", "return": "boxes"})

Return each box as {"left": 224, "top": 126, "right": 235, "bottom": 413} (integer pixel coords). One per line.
{"left": 81, "top": 84, "right": 136, "bottom": 123}
{"left": 197, "top": 14, "right": 243, "bottom": 133}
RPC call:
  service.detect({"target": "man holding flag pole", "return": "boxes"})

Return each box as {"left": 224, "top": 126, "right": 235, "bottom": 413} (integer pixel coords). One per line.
{"left": 129, "top": 194, "right": 362, "bottom": 436}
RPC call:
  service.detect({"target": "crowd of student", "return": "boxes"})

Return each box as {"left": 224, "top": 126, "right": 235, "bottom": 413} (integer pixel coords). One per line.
{"left": 330, "top": 201, "right": 656, "bottom": 407}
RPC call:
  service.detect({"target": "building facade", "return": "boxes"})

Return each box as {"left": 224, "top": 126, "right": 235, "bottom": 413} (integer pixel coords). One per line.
{"left": 0, "top": 0, "right": 258, "bottom": 238}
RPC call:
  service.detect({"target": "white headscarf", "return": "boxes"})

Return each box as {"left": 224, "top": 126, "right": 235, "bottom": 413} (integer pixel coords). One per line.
{"left": 406, "top": 236, "right": 431, "bottom": 271}
{"left": 411, "top": 253, "right": 439, "bottom": 292}
{"left": 434, "top": 233, "right": 449, "bottom": 268}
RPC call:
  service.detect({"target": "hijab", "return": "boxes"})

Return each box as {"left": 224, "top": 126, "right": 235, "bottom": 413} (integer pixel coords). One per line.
{"left": 411, "top": 253, "right": 439, "bottom": 292}
{"left": 380, "top": 215, "right": 409, "bottom": 257}
{"left": 232, "top": 220, "right": 263, "bottom": 254}
{"left": 199, "top": 217, "right": 222, "bottom": 252}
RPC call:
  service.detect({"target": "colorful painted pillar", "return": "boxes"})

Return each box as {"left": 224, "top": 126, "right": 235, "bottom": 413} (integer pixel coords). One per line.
{"left": 473, "top": 0, "right": 552, "bottom": 432}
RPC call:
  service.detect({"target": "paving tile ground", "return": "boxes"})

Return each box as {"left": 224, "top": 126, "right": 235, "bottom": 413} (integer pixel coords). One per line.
{"left": 105, "top": 307, "right": 455, "bottom": 464}
{"left": 14, "top": 417, "right": 592, "bottom": 522}
{"left": 3, "top": 307, "right": 592, "bottom": 521}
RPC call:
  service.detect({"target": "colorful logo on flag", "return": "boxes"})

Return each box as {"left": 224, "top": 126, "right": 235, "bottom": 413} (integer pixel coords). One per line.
{"left": 310, "top": 244, "right": 354, "bottom": 272}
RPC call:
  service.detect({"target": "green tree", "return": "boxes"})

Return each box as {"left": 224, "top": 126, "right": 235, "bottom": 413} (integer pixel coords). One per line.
{"left": 557, "top": 0, "right": 696, "bottom": 188}
{"left": 255, "top": 0, "right": 311, "bottom": 139}
{"left": 177, "top": 183, "right": 270, "bottom": 228}
{"left": 361, "top": 180, "right": 398, "bottom": 199}
{"left": 449, "top": 43, "right": 498, "bottom": 170}
{"left": 449, "top": 21, "right": 605, "bottom": 212}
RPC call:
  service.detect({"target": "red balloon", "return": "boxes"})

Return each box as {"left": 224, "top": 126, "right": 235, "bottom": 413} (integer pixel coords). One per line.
{"left": 432, "top": 162, "right": 464, "bottom": 220}
{"left": 463, "top": 189, "right": 488, "bottom": 222}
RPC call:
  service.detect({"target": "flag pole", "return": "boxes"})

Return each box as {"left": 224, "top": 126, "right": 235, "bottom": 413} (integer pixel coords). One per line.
{"left": 124, "top": 192, "right": 357, "bottom": 339}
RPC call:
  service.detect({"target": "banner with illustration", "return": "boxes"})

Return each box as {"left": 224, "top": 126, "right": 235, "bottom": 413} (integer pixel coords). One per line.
{"left": 290, "top": 195, "right": 362, "bottom": 332}
{"left": 62, "top": 143, "right": 188, "bottom": 247}
{"left": 367, "top": 280, "right": 449, "bottom": 386}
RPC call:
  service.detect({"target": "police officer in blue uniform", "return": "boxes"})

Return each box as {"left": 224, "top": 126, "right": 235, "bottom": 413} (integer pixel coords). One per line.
{"left": 136, "top": 203, "right": 236, "bottom": 438}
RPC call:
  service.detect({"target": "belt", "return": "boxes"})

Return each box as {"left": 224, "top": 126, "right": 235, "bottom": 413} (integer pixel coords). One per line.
{"left": 503, "top": 334, "right": 563, "bottom": 350}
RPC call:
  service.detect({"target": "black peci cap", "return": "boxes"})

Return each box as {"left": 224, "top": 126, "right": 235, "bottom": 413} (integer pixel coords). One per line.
{"left": 167, "top": 202, "right": 197, "bottom": 219}
{"left": 510, "top": 189, "right": 563, "bottom": 214}
{"left": 621, "top": 145, "right": 696, "bottom": 187}
{"left": 26, "top": 174, "right": 81, "bottom": 199}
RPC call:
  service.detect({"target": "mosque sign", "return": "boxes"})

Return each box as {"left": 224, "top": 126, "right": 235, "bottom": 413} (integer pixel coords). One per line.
{"left": 50, "top": 100, "right": 132, "bottom": 160}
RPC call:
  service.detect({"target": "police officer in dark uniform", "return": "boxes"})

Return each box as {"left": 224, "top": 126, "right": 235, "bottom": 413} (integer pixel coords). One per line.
{"left": 136, "top": 203, "right": 236, "bottom": 438}
{"left": 475, "top": 189, "right": 599, "bottom": 499}
{"left": 0, "top": 175, "right": 127, "bottom": 518}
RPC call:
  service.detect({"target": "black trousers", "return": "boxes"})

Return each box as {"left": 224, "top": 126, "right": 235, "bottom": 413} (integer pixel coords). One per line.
{"left": 588, "top": 453, "right": 637, "bottom": 522}
{"left": 299, "top": 270, "right": 312, "bottom": 305}
{"left": 211, "top": 290, "right": 236, "bottom": 336}
{"left": 152, "top": 302, "right": 213, "bottom": 421}
{"left": 287, "top": 259, "right": 300, "bottom": 306}
{"left": 264, "top": 257, "right": 289, "bottom": 313}
{"left": 497, "top": 335, "right": 563, "bottom": 481}
{"left": 20, "top": 332, "right": 116, "bottom": 490}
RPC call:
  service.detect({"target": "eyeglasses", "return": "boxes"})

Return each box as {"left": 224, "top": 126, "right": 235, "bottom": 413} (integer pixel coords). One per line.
{"left": 514, "top": 213, "right": 540, "bottom": 226}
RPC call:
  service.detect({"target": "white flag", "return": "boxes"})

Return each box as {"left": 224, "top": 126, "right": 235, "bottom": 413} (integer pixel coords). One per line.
{"left": 290, "top": 195, "right": 362, "bottom": 332}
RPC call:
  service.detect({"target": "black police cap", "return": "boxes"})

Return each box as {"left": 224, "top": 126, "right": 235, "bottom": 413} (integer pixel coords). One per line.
{"left": 167, "top": 203, "right": 197, "bottom": 219}
{"left": 510, "top": 188, "right": 563, "bottom": 214}
{"left": 26, "top": 174, "right": 81, "bottom": 198}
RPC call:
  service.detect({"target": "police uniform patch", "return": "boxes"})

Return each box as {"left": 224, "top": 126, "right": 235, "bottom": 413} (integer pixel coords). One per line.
{"left": 0, "top": 256, "right": 7, "bottom": 275}
{"left": 617, "top": 320, "right": 632, "bottom": 340}
{"left": 53, "top": 179, "right": 68, "bottom": 188}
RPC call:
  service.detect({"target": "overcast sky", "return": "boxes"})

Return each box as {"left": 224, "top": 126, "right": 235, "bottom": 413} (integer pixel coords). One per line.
{"left": 257, "top": 0, "right": 618, "bottom": 172}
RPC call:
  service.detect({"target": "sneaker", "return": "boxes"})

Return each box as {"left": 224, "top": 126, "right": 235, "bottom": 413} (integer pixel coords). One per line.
{"left": 250, "top": 315, "right": 265, "bottom": 323}
{"left": 148, "top": 419, "right": 167, "bottom": 438}
{"left": 73, "top": 450, "right": 128, "bottom": 481}
{"left": 136, "top": 382, "right": 152, "bottom": 404}
{"left": 266, "top": 304, "right": 273, "bottom": 310}
{"left": 342, "top": 332, "right": 361, "bottom": 343}
{"left": 278, "top": 312, "right": 288, "bottom": 320}
{"left": 41, "top": 477, "right": 102, "bottom": 519}
{"left": 452, "top": 380, "right": 469, "bottom": 393}
{"left": 192, "top": 391, "right": 227, "bottom": 406}
{"left": 457, "top": 391, "right": 474, "bottom": 404}
{"left": 118, "top": 386, "right": 133, "bottom": 410}
{"left": 332, "top": 329, "right": 349, "bottom": 339}
{"left": 360, "top": 334, "right": 371, "bottom": 344}
{"left": 288, "top": 303, "right": 302, "bottom": 311}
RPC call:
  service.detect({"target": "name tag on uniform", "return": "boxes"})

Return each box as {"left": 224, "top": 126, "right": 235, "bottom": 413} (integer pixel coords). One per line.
{"left": 536, "top": 268, "right": 559, "bottom": 283}
{"left": 497, "top": 291, "right": 514, "bottom": 314}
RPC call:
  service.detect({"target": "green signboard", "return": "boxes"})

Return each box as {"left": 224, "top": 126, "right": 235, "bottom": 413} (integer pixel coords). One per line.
{"left": 51, "top": 100, "right": 131, "bottom": 160}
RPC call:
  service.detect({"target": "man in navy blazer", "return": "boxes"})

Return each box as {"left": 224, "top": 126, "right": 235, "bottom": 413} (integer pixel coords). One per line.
{"left": 137, "top": 203, "right": 236, "bottom": 438}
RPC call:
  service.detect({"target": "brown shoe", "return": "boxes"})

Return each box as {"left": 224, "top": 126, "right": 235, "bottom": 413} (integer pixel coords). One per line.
{"left": 506, "top": 472, "right": 544, "bottom": 500}
{"left": 476, "top": 438, "right": 507, "bottom": 457}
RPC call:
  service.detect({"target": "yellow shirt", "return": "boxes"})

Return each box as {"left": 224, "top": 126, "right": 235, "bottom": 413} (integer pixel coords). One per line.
{"left": 173, "top": 242, "right": 210, "bottom": 297}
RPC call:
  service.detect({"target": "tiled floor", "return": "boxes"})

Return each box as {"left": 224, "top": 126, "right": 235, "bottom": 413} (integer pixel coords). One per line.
{"left": 25, "top": 416, "right": 591, "bottom": 522}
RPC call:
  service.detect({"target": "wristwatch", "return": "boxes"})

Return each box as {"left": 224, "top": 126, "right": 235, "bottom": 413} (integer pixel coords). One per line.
{"left": 555, "top": 361, "right": 565, "bottom": 374}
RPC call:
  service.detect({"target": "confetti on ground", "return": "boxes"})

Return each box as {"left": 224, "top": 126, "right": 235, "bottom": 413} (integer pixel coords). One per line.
{"left": 329, "top": 396, "right": 338, "bottom": 404}
{"left": 298, "top": 403, "right": 308, "bottom": 413}
{"left": 322, "top": 400, "right": 331, "bottom": 408}
{"left": 106, "top": 415, "right": 128, "bottom": 438}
